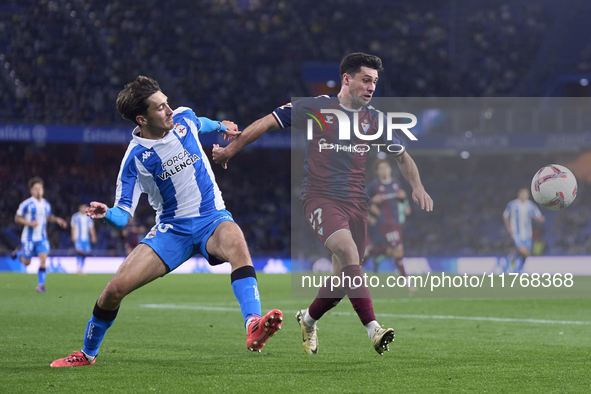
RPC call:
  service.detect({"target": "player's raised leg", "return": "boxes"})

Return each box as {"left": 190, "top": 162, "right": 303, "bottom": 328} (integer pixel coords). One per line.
{"left": 205, "top": 221, "right": 282, "bottom": 352}
{"left": 50, "top": 244, "right": 168, "bottom": 367}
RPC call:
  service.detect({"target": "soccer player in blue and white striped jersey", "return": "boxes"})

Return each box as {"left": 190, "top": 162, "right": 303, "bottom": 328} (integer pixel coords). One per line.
{"left": 503, "top": 188, "right": 545, "bottom": 273}
{"left": 71, "top": 204, "right": 97, "bottom": 274}
{"left": 51, "top": 76, "right": 283, "bottom": 367}
{"left": 13, "top": 177, "right": 68, "bottom": 292}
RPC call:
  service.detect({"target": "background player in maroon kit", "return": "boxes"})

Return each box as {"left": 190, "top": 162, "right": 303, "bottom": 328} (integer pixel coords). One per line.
{"left": 365, "top": 159, "right": 414, "bottom": 290}
{"left": 212, "top": 53, "right": 433, "bottom": 355}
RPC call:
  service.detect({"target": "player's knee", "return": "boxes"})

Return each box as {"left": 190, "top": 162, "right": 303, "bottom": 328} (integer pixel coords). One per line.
{"left": 222, "top": 229, "right": 249, "bottom": 256}
{"left": 228, "top": 239, "right": 251, "bottom": 264}
{"left": 330, "top": 243, "right": 359, "bottom": 265}
{"left": 21, "top": 258, "right": 31, "bottom": 266}
{"left": 103, "top": 280, "right": 129, "bottom": 304}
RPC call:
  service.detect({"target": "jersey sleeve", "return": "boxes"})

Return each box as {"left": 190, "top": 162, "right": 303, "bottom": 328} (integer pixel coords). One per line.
{"left": 172, "top": 107, "right": 203, "bottom": 136}
{"left": 197, "top": 117, "right": 226, "bottom": 133}
{"left": 88, "top": 216, "right": 95, "bottom": 228}
{"left": 16, "top": 201, "right": 28, "bottom": 216}
{"left": 114, "top": 145, "right": 142, "bottom": 217}
{"left": 273, "top": 96, "right": 332, "bottom": 129}
{"left": 70, "top": 214, "right": 77, "bottom": 228}
{"left": 503, "top": 202, "right": 511, "bottom": 219}
{"left": 272, "top": 103, "right": 293, "bottom": 129}
{"left": 46, "top": 201, "right": 52, "bottom": 217}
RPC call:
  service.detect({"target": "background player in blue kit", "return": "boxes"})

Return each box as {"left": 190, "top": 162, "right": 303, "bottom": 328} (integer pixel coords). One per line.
{"left": 13, "top": 177, "right": 68, "bottom": 292}
{"left": 71, "top": 204, "right": 98, "bottom": 274}
{"left": 51, "top": 76, "right": 283, "bottom": 367}
{"left": 503, "top": 188, "right": 545, "bottom": 273}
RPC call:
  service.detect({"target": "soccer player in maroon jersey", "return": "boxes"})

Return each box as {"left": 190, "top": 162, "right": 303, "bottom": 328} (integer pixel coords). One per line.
{"left": 365, "top": 159, "right": 414, "bottom": 290}
{"left": 213, "top": 53, "right": 433, "bottom": 355}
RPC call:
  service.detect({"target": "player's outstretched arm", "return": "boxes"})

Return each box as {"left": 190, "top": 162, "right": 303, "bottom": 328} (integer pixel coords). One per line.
{"left": 220, "top": 120, "right": 241, "bottom": 141}
{"left": 197, "top": 117, "right": 241, "bottom": 141}
{"left": 86, "top": 202, "right": 131, "bottom": 230}
{"left": 394, "top": 151, "right": 433, "bottom": 212}
{"left": 86, "top": 202, "right": 109, "bottom": 219}
{"left": 49, "top": 215, "right": 68, "bottom": 228}
{"left": 212, "top": 113, "right": 280, "bottom": 169}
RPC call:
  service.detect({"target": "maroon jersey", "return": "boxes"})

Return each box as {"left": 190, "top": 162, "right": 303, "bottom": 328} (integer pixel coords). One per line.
{"left": 366, "top": 177, "right": 403, "bottom": 226}
{"left": 273, "top": 95, "right": 406, "bottom": 202}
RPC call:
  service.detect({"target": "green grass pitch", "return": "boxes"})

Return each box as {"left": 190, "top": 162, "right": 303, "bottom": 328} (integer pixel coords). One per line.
{"left": 1, "top": 273, "right": 590, "bottom": 393}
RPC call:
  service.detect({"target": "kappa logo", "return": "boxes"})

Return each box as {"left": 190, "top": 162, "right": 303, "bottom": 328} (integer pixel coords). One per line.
{"left": 174, "top": 123, "right": 187, "bottom": 137}
{"left": 142, "top": 150, "right": 154, "bottom": 162}
{"left": 87, "top": 323, "right": 95, "bottom": 340}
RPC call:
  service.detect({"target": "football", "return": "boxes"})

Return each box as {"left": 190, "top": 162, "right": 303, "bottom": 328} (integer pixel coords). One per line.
{"left": 531, "top": 164, "right": 578, "bottom": 210}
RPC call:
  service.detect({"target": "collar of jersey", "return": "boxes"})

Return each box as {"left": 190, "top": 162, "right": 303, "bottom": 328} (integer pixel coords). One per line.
{"left": 339, "top": 103, "right": 362, "bottom": 113}
{"left": 131, "top": 127, "right": 174, "bottom": 148}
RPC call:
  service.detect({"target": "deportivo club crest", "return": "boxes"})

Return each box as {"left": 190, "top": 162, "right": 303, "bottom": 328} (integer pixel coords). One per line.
{"left": 174, "top": 123, "right": 187, "bottom": 137}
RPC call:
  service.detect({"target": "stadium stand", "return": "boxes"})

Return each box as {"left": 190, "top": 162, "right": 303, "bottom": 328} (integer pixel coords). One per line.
{"left": 1, "top": 0, "right": 589, "bottom": 259}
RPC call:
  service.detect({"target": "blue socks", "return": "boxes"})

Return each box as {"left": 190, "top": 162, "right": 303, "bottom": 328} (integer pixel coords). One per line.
{"left": 37, "top": 268, "right": 46, "bottom": 286}
{"left": 82, "top": 302, "right": 119, "bottom": 358}
{"left": 231, "top": 266, "right": 261, "bottom": 326}
{"left": 514, "top": 256, "right": 525, "bottom": 273}
{"left": 77, "top": 255, "right": 85, "bottom": 271}
{"left": 79, "top": 267, "right": 260, "bottom": 358}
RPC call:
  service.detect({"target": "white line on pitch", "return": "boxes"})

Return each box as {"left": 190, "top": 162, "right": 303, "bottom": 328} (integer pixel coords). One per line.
{"left": 140, "top": 304, "right": 591, "bottom": 326}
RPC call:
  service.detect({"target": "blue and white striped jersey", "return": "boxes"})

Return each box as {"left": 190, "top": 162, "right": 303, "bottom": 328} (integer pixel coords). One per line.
{"left": 16, "top": 197, "right": 52, "bottom": 242}
{"left": 114, "top": 107, "right": 225, "bottom": 224}
{"left": 503, "top": 199, "right": 542, "bottom": 240}
{"left": 71, "top": 211, "right": 94, "bottom": 242}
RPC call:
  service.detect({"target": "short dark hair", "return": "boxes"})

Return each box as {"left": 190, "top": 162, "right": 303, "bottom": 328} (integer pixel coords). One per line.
{"left": 116, "top": 76, "right": 161, "bottom": 126}
{"left": 339, "top": 52, "right": 384, "bottom": 80}
{"left": 28, "top": 176, "right": 44, "bottom": 189}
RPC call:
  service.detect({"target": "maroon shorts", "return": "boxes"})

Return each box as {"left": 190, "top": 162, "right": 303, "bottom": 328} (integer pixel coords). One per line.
{"left": 302, "top": 196, "right": 369, "bottom": 263}
{"left": 369, "top": 224, "right": 403, "bottom": 254}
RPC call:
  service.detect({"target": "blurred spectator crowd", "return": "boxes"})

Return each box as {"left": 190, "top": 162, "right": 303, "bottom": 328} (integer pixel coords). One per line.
{"left": 2, "top": 0, "right": 588, "bottom": 259}
{"left": 0, "top": 0, "right": 550, "bottom": 127}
